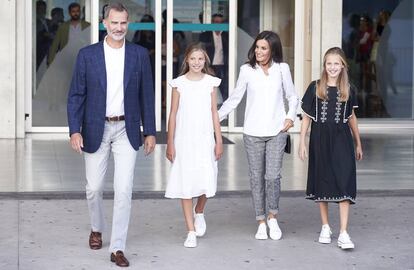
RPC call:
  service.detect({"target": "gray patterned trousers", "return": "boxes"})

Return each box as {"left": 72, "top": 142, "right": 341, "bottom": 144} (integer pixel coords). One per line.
{"left": 243, "top": 132, "right": 287, "bottom": 221}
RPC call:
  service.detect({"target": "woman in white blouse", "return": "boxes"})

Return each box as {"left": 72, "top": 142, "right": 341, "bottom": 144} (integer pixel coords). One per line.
{"left": 218, "top": 31, "right": 299, "bottom": 240}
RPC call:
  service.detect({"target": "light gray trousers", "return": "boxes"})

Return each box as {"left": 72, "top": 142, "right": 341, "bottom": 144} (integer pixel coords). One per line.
{"left": 243, "top": 132, "right": 287, "bottom": 221}
{"left": 84, "top": 121, "right": 137, "bottom": 253}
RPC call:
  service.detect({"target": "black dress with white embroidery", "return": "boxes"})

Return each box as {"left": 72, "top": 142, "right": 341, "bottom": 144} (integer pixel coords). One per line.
{"left": 301, "top": 81, "right": 358, "bottom": 204}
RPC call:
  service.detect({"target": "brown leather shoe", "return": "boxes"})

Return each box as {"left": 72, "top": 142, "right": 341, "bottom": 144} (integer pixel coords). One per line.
{"left": 89, "top": 231, "right": 102, "bottom": 250}
{"left": 110, "top": 251, "right": 130, "bottom": 267}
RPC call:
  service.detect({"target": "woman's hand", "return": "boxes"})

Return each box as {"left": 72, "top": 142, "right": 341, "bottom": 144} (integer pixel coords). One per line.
{"left": 298, "top": 141, "right": 308, "bottom": 161}
{"left": 355, "top": 145, "right": 363, "bottom": 161}
{"left": 166, "top": 143, "right": 175, "bottom": 162}
{"left": 281, "top": 119, "right": 294, "bottom": 132}
{"left": 215, "top": 142, "right": 223, "bottom": 160}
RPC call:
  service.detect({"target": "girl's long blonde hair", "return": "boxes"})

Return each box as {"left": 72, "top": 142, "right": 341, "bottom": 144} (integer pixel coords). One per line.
{"left": 179, "top": 43, "right": 215, "bottom": 76}
{"left": 317, "top": 47, "right": 350, "bottom": 101}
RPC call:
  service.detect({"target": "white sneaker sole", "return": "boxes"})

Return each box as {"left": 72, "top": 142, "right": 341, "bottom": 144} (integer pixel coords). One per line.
{"left": 255, "top": 234, "right": 268, "bottom": 240}
{"left": 338, "top": 241, "right": 354, "bottom": 249}
{"left": 319, "top": 237, "right": 331, "bottom": 244}
{"left": 184, "top": 243, "right": 197, "bottom": 248}
{"left": 269, "top": 233, "right": 282, "bottom": 240}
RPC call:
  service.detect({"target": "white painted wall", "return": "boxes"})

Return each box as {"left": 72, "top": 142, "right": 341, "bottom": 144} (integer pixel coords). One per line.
{"left": 0, "top": 1, "right": 16, "bottom": 138}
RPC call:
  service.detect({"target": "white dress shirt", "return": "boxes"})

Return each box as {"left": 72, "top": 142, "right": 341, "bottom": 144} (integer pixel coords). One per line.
{"left": 212, "top": 32, "right": 224, "bottom": 65}
{"left": 104, "top": 37, "right": 125, "bottom": 117}
{"left": 69, "top": 22, "right": 81, "bottom": 41}
{"left": 218, "top": 62, "right": 299, "bottom": 136}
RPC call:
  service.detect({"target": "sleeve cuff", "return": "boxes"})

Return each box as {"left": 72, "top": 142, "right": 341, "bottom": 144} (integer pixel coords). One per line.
{"left": 143, "top": 129, "right": 156, "bottom": 136}
{"left": 286, "top": 113, "right": 296, "bottom": 121}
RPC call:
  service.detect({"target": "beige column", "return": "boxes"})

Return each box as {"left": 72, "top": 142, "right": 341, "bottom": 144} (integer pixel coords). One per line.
{"left": 0, "top": 1, "right": 16, "bottom": 138}
{"left": 311, "top": 0, "right": 343, "bottom": 82}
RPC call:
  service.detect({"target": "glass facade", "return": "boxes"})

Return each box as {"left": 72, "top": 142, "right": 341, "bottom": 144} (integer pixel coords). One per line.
{"left": 32, "top": 0, "right": 91, "bottom": 127}
{"left": 342, "top": 0, "right": 413, "bottom": 119}
{"left": 172, "top": 0, "right": 229, "bottom": 127}
{"left": 28, "top": 0, "right": 413, "bottom": 130}
{"left": 98, "top": 0, "right": 229, "bottom": 127}
{"left": 234, "top": 0, "right": 294, "bottom": 127}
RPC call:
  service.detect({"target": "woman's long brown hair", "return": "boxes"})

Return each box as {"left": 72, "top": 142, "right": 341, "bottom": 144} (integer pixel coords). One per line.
{"left": 317, "top": 47, "right": 350, "bottom": 101}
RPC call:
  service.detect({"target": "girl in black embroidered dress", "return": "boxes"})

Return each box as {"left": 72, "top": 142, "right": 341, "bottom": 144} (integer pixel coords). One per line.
{"left": 299, "top": 47, "right": 363, "bottom": 250}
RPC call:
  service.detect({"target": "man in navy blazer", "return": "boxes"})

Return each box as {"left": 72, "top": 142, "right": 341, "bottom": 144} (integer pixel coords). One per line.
{"left": 199, "top": 13, "right": 229, "bottom": 101}
{"left": 67, "top": 2, "right": 155, "bottom": 267}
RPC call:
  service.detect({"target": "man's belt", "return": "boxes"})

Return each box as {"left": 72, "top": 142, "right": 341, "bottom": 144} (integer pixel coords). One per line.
{"left": 105, "top": 115, "right": 125, "bottom": 122}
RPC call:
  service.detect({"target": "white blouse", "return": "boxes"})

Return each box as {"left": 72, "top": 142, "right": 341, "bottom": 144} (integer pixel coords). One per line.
{"left": 218, "top": 62, "right": 299, "bottom": 136}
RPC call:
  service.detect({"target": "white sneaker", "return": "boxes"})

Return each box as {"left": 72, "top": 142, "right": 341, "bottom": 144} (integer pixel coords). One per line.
{"left": 184, "top": 231, "right": 197, "bottom": 248}
{"left": 255, "top": 223, "right": 268, "bottom": 240}
{"left": 338, "top": 231, "right": 355, "bottom": 250}
{"left": 267, "top": 218, "right": 282, "bottom": 240}
{"left": 318, "top": 224, "right": 332, "bottom": 244}
{"left": 194, "top": 213, "right": 206, "bottom": 237}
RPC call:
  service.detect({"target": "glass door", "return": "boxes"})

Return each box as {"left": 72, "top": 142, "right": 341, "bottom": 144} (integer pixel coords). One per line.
{"left": 232, "top": 0, "right": 295, "bottom": 132}
{"left": 342, "top": 0, "right": 414, "bottom": 119}
{"left": 30, "top": 0, "right": 92, "bottom": 131}
{"left": 28, "top": 0, "right": 163, "bottom": 131}
{"left": 98, "top": 0, "right": 162, "bottom": 131}
{"left": 31, "top": 0, "right": 301, "bottom": 132}
{"left": 165, "top": 0, "right": 230, "bottom": 131}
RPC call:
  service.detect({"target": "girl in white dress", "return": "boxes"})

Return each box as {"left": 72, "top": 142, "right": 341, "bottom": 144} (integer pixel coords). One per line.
{"left": 165, "top": 43, "right": 223, "bottom": 248}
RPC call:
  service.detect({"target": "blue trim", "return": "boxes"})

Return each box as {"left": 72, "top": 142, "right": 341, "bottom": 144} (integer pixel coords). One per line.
{"left": 98, "top": 22, "right": 229, "bottom": 32}
{"left": 99, "top": 22, "right": 155, "bottom": 31}
{"left": 173, "top": 23, "right": 228, "bottom": 31}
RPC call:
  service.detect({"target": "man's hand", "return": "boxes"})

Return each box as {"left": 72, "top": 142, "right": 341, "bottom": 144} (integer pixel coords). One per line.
{"left": 70, "top": 133, "right": 83, "bottom": 154}
{"left": 144, "top": 135, "right": 156, "bottom": 156}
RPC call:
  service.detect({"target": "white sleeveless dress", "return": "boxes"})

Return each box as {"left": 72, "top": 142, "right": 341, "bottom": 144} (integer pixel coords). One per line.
{"left": 165, "top": 74, "right": 221, "bottom": 199}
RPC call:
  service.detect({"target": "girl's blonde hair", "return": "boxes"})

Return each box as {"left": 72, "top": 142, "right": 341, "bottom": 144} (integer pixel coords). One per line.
{"left": 317, "top": 47, "right": 350, "bottom": 101}
{"left": 179, "top": 43, "right": 215, "bottom": 76}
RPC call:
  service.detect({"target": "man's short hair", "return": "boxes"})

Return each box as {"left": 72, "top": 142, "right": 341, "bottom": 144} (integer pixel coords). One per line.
{"left": 68, "top": 2, "right": 80, "bottom": 12}
{"left": 37, "top": 0, "right": 46, "bottom": 9}
{"left": 51, "top": 7, "right": 63, "bottom": 17}
{"left": 212, "top": 13, "right": 224, "bottom": 19}
{"left": 104, "top": 2, "right": 129, "bottom": 19}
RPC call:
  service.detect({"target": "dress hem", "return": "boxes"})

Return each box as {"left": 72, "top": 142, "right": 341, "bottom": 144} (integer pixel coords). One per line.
{"left": 305, "top": 194, "right": 356, "bottom": 204}
{"left": 165, "top": 192, "right": 216, "bottom": 199}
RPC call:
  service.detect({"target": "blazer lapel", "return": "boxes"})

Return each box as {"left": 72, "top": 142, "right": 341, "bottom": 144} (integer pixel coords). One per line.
{"left": 123, "top": 42, "right": 136, "bottom": 93}
{"left": 96, "top": 42, "right": 107, "bottom": 93}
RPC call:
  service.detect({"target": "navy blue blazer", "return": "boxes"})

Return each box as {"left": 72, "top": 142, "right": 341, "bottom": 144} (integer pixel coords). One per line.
{"left": 199, "top": 31, "right": 229, "bottom": 65}
{"left": 67, "top": 41, "right": 156, "bottom": 153}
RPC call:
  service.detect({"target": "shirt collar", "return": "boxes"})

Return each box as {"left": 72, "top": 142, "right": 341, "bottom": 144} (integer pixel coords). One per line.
{"left": 104, "top": 36, "right": 126, "bottom": 51}
{"left": 255, "top": 60, "right": 276, "bottom": 69}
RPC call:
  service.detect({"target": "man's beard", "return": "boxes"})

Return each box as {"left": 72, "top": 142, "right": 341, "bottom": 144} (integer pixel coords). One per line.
{"left": 108, "top": 31, "right": 126, "bottom": 41}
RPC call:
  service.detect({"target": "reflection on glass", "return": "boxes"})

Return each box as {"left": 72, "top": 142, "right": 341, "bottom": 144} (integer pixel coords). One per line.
{"left": 235, "top": 0, "right": 294, "bottom": 127}
{"left": 132, "top": 13, "right": 155, "bottom": 77}
{"left": 99, "top": 0, "right": 157, "bottom": 104}
{"left": 99, "top": 0, "right": 155, "bottom": 43}
{"left": 376, "top": 1, "right": 413, "bottom": 118}
{"left": 33, "top": 1, "right": 90, "bottom": 127}
{"left": 200, "top": 13, "right": 229, "bottom": 101}
{"left": 342, "top": 0, "right": 413, "bottom": 118}
{"left": 170, "top": 0, "right": 229, "bottom": 125}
